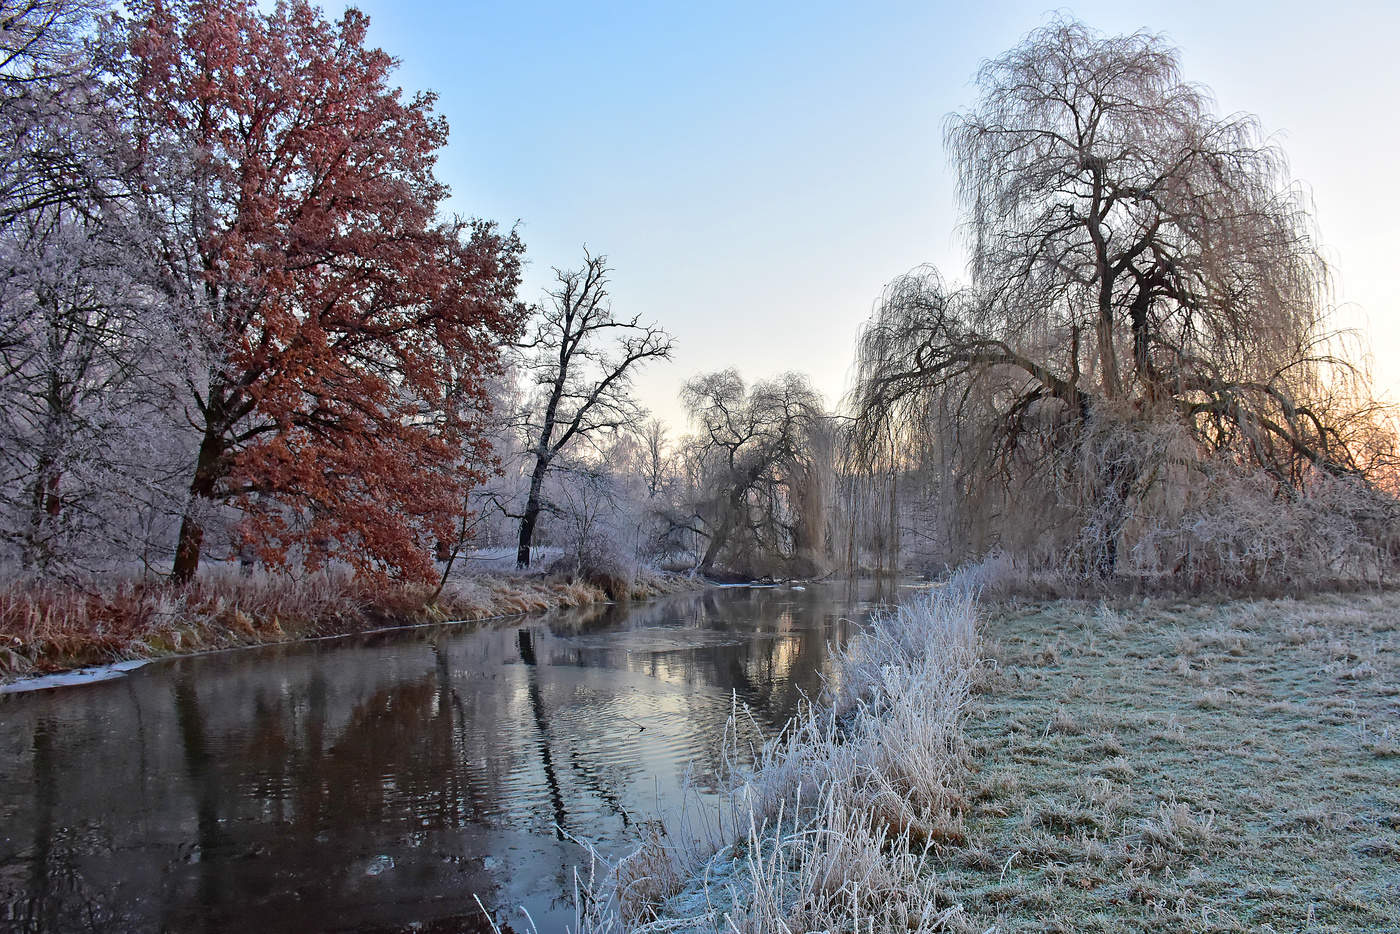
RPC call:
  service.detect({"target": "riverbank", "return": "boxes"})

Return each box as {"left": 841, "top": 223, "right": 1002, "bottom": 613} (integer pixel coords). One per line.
{"left": 572, "top": 579, "right": 981, "bottom": 932}
{"left": 581, "top": 586, "right": 1399, "bottom": 933}
{"left": 0, "top": 568, "right": 702, "bottom": 685}
{"left": 944, "top": 593, "right": 1399, "bottom": 932}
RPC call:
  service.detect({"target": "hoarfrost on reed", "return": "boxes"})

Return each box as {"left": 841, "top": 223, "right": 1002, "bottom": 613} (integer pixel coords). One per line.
{"left": 573, "top": 577, "right": 981, "bottom": 933}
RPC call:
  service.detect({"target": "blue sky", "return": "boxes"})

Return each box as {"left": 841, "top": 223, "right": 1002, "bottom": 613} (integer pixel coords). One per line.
{"left": 351, "top": 0, "right": 1400, "bottom": 428}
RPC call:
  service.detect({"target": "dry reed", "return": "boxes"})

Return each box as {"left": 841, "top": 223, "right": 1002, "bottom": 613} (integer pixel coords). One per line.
{"left": 572, "top": 577, "right": 982, "bottom": 933}
{"left": 0, "top": 567, "right": 699, "bottom": 681}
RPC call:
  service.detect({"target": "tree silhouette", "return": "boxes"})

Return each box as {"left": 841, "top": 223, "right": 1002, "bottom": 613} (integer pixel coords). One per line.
{"left": 512, "top": 251, "right": 672, "bottom": 569}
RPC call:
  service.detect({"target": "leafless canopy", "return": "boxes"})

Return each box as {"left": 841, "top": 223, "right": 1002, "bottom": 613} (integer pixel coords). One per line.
{"left": 680, "top": 369, "right": 827, "bottom": 575}
{"left": 511, "top": 250, "right": 674, "bottom": 567}
{"left": 854, "top": 17, "right": 1386, "bottom": 483}
{"left": 0, "top": 0, "right": 120, "bottom": 226}
{"left": 848, "top": 18, "right": 1397, "bottom": 578}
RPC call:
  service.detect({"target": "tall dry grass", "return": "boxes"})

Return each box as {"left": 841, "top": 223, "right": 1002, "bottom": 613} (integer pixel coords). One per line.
{"left": 570, "top": 579, "right": 981, "bottom": 933}
{"left": 0, "top": 566, "right": 701, "bottom": 680}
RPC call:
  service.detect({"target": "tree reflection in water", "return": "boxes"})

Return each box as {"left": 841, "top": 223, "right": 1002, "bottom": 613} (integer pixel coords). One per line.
{"left": 0, "top": 580, "right": 897, "bottom": 932}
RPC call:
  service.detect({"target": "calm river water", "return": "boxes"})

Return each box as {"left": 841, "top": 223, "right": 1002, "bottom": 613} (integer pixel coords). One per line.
{"left": 0, "top": 580, "right": 904, "bottom": 933}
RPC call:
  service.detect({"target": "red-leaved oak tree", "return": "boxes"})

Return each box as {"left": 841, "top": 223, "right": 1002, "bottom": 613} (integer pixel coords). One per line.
{"left": 121, "top": 0, "right": 525, "bottom": 583}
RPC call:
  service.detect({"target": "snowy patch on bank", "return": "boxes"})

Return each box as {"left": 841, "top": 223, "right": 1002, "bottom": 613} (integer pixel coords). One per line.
{"left": 1, "top": 659, "right": 149, "bottom": 695}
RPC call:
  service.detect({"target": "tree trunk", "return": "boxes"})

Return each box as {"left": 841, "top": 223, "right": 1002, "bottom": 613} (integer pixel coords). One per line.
{"left": 22, "top": 359, "right": 68, "bottom": 570}
{"left": 845, "top": 488, "right": 857, "bottom": 576}
{"left": 1095, "top": 308, "right": 1122, "bottom": 401}
{"left": 1086, "top": 425, "right": 1135, "bottom": 580}
{"left": 886, "top": 469, "right": 899, "bottom": 574}
{"left": 698, "top": 521, "right": 729, "bottom": 573}
{"left": 21, "top": 458, "right": 59, "bottom": 571}
{"left": 699, "top": 485, "right": 748, "bottom": 573}
{"left": 515, "top": 455, "right": 550, "bottom": 569}
{"left": 172, "top": 430, "right": 224, "bottom": 585}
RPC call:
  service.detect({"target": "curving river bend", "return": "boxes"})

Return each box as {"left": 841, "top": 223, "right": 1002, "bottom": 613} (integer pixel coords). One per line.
{"left": 0, "top": 580, "right": 903, "bottom": 933}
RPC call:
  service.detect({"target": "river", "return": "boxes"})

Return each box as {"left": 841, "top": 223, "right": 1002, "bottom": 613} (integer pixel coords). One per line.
{"left": 0, "top": 580, "right": 904, "bottom": 933}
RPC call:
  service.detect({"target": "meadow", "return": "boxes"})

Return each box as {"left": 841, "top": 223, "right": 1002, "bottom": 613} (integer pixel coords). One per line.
{"left": 946, "top": 594, "right": 1400, "bottom": 932}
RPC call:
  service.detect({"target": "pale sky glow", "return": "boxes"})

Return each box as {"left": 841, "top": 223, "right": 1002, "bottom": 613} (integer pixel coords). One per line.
{"left": 350, "top": 0, "right": 1400, "bottom": 429}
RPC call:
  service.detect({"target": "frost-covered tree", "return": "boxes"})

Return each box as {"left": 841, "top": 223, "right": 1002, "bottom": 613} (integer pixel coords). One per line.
{"left": 639, "top": 417, "right": 670, "bottom": 500}
{"left": 851, "top": 17, "right": 1396, "bottom": 580}
{"left": 0, "top": 201, "right": 172, "bottom": 571}
{"left": 0, "top": 0, "right": 116, "bottom": 226}
{"left": 681, "top": 370, "right": 828, "bottom": 576}
{"left": 0, "top": 0, "right": 121, "bottom": 368}
{"left": 0, "top": 0, "right": 187, "bottom": 574}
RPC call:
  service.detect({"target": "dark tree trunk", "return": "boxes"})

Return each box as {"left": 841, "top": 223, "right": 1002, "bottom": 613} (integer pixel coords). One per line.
{"left": 699, "top": 486, "right": 748, "bottom": 573}
{"left": 515, "top": 455, "right": 550, "bottom": 569}
{"left": 1087, "top": 428, "right": 1135, "bottom": 580}
{"left": 172, "top": 429, "right": 225, "bottom": 585}
{"left": 21, "top": 458, "right": 59, "bottom": 570}
{"left": 886, "top": 470, "right": 899, "bottom": 573}
{"left": 21, "top": 359, "right": 69, "bottom": 570}
{"left": 698, "top": 522, "right": 728, "bottom": 573}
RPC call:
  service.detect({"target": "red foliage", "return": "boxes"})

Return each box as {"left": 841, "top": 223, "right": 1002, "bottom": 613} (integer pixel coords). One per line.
{"left": 123, "top": 0, "right": 525, "bottom": 582}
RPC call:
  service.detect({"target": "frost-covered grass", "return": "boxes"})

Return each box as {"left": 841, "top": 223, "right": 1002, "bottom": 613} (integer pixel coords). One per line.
{"left": 945, "top": 593, "right": 1400, "bottom": 932}
{"left": 570, "top": 579, "right": 981, "bottom": 933}
{"left": 0, "top": 566, "right": 699, "bottom": 681}
{"left": 566, "top": 586, "right": 1400, "bottom": 933}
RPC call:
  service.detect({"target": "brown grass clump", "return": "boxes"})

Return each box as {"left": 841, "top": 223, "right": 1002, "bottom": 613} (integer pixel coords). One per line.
{"left": 613, "top": 823, "right": 684, "bottom": 925}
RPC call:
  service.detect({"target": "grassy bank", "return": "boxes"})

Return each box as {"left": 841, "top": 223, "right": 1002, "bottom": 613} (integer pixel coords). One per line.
{"left": 944, "top": 594, "right": 1400, "bottom": 932}
{"left": 0, "top": 568, "right": 700, "bottom": 683}
{"left": 572, "top": 586, "right": 1398, "bottom": 933}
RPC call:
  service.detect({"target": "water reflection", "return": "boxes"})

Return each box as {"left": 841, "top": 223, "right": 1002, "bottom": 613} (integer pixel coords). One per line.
{"left": 0, "top": 581, "right": 895, "bottom": 932}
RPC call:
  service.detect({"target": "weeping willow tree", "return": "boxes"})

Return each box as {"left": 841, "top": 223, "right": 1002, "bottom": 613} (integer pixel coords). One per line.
{"left": 850, "top": 18, "right": 1397, "bottom": 583}
{"left": 680, "top": 370, "right": 833, "bottom": 577}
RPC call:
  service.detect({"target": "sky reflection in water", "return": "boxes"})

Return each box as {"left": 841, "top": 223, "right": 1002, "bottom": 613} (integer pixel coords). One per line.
{"left": 0, "top": 580, "right": 905, "bottom": 932}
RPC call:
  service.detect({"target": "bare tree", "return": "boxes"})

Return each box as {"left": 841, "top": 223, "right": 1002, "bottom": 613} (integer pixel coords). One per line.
{"left": 512, "top": 251, "right": 674, "bottom": 568}
{"left": 553, "top": 463, "right": 623, "bottom": 578}
{"left": 681, "top": 370, "right": 827, "bottom": 576}
{"left": 0, "top": 0, "right": 189, "bottom": 574}
{"left": 0, "top": 0, "right": 120, "bottom": 228}
{"left": 639, "top": 417, "right": 670, "bottom": 500}
{"left": 0, "top": 0, "right": 98, "bottom": 87}
{"left": 0, "top": 200, "right": 169, "bottom": 572}
{"left": 852, "top": 17, "right": 1393, "bottom": 578}
{"left": 0, "top": 0, "right": 128, "bottom": 375}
